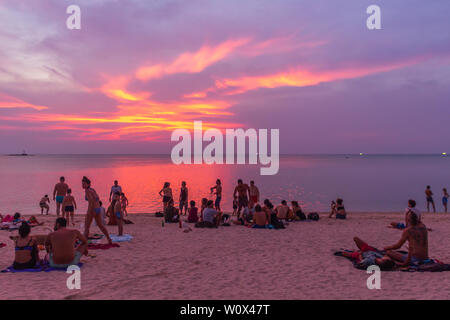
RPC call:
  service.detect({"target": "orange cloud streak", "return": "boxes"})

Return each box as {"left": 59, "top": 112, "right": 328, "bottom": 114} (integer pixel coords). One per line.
{"left": 0, "top": 93, "right": 48, "bottom": 111}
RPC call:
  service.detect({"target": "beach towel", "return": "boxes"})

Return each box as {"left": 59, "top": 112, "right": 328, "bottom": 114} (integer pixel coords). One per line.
{"left": 1, "top": 262, "right": 83, "bottom": 273}
{"left": 109, "top": 234, "right": 133, "bottom": 242}
{"left": 88, "top": 243, "right": 120, "bottom": 250}
{"left": 334, "top": 249, "right": 450, "bottom": 272}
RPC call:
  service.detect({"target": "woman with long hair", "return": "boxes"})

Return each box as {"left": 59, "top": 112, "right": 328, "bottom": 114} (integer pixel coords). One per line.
{"left": 82, "top": 176, "right": 112, "bottom": 244}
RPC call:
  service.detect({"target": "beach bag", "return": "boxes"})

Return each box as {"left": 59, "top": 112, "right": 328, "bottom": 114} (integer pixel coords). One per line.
{"left": 296, "top": 210, "right": 307, "bottom": 221}
{"left": 308, "top": 212, "right": 319, "bottom": 221}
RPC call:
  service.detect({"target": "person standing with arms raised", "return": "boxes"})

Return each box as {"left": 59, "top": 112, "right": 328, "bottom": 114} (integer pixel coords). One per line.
{"left": 82, "top": 176, "right": 112, "bottom": 244}
{"left": 53, "top": 176, "right": 69, "bottom": 217}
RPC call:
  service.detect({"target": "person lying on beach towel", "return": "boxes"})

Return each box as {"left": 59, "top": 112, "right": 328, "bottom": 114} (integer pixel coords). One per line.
{"left": 27, "top": 216, "right": 44, "bottom": 226}
{"left": 45, "top": 217, "right": 88, "bottom": 269}
{"left": 334, "top": 237, "right": 395, "bottom": 270}
{"left": 384, "top": 211, "right": 430, "bottom": 267}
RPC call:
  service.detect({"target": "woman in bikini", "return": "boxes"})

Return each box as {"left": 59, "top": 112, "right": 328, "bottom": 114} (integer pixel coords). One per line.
{"left": 112, "top": 192, "right": 124, "bottom": 236}
{"left": 159, "top": 182, "right": 173, "bottom": 212}
{"left": 120, "top": 192, "right": 129, "bottom": 216}
{"left": 13, "top": 222, "right": 39, "bottom": 270}
{"left": 82, "top": 176, "right": 112, "bottom": 244}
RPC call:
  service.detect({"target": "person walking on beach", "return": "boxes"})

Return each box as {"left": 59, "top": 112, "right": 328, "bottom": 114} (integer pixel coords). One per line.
{"left": 109, "top": 180, "right": 122, "bottom": 202}
{"left": 442, "top": 188, "right": 449, "bottom": 213}
{"left": 210, "top": 179, "right": 222, "bottom": 211}
{"left": 425, "top": 185, "right": 435, "bottom": 213}
{"left": 249, "top": 181, "right": 260, "bottom": 204}
{"left": 159, "top": 182, "right": 173, "bottom": 212}
{"left": 53, "top": 176, "right": 69, "bottom": 217}
{"left": 39, "top": 195, "right": 50, "bottom": 215}
{"left": 233, "top": 179, "right": 250, "bottom": 218}
{"left": 179, "top": 181, "right": 189, "bottom": 216}
{"left": 82, "top": 176, "right": 112, "bottom": 244}
{"left": 112, "top": 192, "right": 124, "bottom": 236}
{"left": 120, "top": 192, "right": 129, "bottom": 216}
{"left": 62, "top": 189, "right": 77, "bottom": 226}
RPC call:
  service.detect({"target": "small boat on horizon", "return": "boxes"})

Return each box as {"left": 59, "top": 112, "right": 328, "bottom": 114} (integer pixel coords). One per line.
{"left": 7, "top": 150, "right": 33, "bottom": 157}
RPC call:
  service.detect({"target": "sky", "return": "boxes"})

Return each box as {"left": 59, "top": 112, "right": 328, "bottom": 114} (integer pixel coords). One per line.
{"left": 0, "top": 0, "right": 449, "bottom": 154}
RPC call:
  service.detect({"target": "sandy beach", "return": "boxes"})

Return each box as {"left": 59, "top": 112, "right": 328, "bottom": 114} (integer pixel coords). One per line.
{"left": 1, "top": 212, "right": 449, "bottom": 300}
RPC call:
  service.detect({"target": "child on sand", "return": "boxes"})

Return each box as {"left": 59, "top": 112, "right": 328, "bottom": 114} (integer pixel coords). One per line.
{"left": 39, "top": 195, "right": 50, "bottom": 215}
{"left": 187, "top": 200, "right": 198, "bottom": 223}
{"left": 62, "top": 189, "right": 77, "bottom": 226}
{"left": 113, "top": 192, "right": 124, "bottom": 236}
{"left": 121, "top": 193, "right": 129, "bottom": 216}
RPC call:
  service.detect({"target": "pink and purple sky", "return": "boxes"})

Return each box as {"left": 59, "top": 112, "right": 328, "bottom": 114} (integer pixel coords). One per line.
{"left": 0, "top": 0, "right": 449, "bottom": 154}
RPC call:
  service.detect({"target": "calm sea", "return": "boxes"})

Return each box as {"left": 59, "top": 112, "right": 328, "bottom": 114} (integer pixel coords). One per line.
{"left": 0, "top": 154, "right": 448, "bottom": 215}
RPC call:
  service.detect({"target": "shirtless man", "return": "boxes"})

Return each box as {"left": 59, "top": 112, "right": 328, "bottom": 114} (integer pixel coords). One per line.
{"left": 253, "top": 204, "right": 270, "bottom": 228}
{"left": 210, "top": 179, "right": 222, "bottom": 211}
{"left": 384, "top": 211, "right": 429, "bottom": 267}
{"left": 275, "top": 200, "right": 290, "bottom": 220}
{"left": 109, "top": 180, "right": 122, "bottom": 202}
{"left": 62, "top": 189, "right": 77, "bottom": 226}
{"left": 53, "top": 176, "right": 69, "bottom": 217}
{"left": 45, "top": 218, "right": 88, "bottom": 268}
{"left": 233, "top": 179, "right": 250, "bottom": 218}
{"left": 425, "top": 185, "right": 436, "bottom": 213}
{"left": 249, "top": 181, "right": 260, "bottom": 204}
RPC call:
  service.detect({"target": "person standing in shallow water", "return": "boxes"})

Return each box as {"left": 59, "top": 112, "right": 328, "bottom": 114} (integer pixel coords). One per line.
{"left": 425, "top": 185, "right": 435, "bottom": 213}
{"left": 82, "top": 176, "right": 112, "bottom": 244}
{"left": 53, "top": 176, "right": 69, "bottom": 217}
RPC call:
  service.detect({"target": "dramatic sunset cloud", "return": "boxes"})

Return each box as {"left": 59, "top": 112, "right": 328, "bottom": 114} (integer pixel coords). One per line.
{"left": 0, "top": 0, "right": 449, "bottom": 153}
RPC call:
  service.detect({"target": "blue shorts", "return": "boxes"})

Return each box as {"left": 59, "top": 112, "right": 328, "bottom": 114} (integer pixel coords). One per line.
{"left": 443, "top": 197, "right": 448, "bottom": 205}
{"left": 55, "top": 196, "right": 64, "bottom": 204}
{"left": 49, "top": 251, "right": 82, "bottom": 269}
{"left": 215, "top": 196, "right": 221, "bottom": 208}
{"left": 397, "top": 223, "right": 406, "bottom": 229}
{"left": 401, "top": 254, "right": 431, "bottom": 265}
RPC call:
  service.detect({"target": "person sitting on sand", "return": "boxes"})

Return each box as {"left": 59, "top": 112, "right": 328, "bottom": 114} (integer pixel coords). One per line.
{"left": 164, "top": 199, "right": 180, "bottom": 223}
{"left": 12, "top": 222, "right": 40, "bottom": 270}
{"left": 45, "top": 218, "right": 88, "bottom": 269}
{"left": 336, "top": 236, "right": 395, "bottom": 270}
{"left": 112, "top": 192, "right": 124, "bottom": 236}
{"left": 62, "top": 189, "right": 77, "bottom": 226}
{"left": 390, "top": 199, "right": 422, "bottom": 230}
{"left": 252, "top": 204, "right": 271, "bottom": 228}
{"left": 329, "top": 198, "right": 346, "bottom": 219}
{"left": 384, "top": 211, "right": 429, "bottom": 267}
{"left": 39, "top": 195, "right": 50, "bottom": 215}
{"left": 291, "top": 201, "right": 306, "bottom": 221}
{"left": 187, "top": 200, "right": 198, "bottom": 223}
{"left": 159, "top": 182, "right": 173, "bottom": 212}
{"left": 202, "top": 200, "right": 218, "bottom": 225}
{"left": 275, "top": 200, "right": 290, "bottom": 220}
{"left": 264, "top": 199, "right": 284, "bottom": 229}
{"left": 233, "top": 201, "right": 255, "bottom": 226}
{"left": 200, "top": 198, "right": 208, "bottom": 221}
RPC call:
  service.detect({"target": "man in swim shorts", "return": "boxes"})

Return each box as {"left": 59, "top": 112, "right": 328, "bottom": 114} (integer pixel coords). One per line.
{"left": 425, "top": 185, "right": 435, "bottom": 213}
{"left": 233, "top": 179, "right": 250, "bottom": 218}
{"left": 53, "top": 176, "right": 69, "bottom": 217}
{"left": 45, "top": 218, "right": 88, "bottom": 269}
{"left": 249, "top": 181, "right": 260, "bottom": 204}
{"left": 384, "top": 211, "right": 429, "bottom": 267}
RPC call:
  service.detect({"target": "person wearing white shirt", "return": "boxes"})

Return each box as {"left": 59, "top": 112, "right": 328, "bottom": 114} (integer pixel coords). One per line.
{"left": 109, "top": 180, "right": 122, "bottom": 202}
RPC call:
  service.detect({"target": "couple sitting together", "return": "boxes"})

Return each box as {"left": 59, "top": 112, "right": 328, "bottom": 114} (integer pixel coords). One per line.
{"left": 337, "top": 209, "right": 429, "bottom": 270}
{"left": 12, "top": 218, "right": 87, "bottom": 270}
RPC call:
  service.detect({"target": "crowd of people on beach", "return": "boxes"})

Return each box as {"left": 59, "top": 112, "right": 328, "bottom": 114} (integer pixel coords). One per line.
{"left": 0, "top": 176, "right": 448, "bottom": 271}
